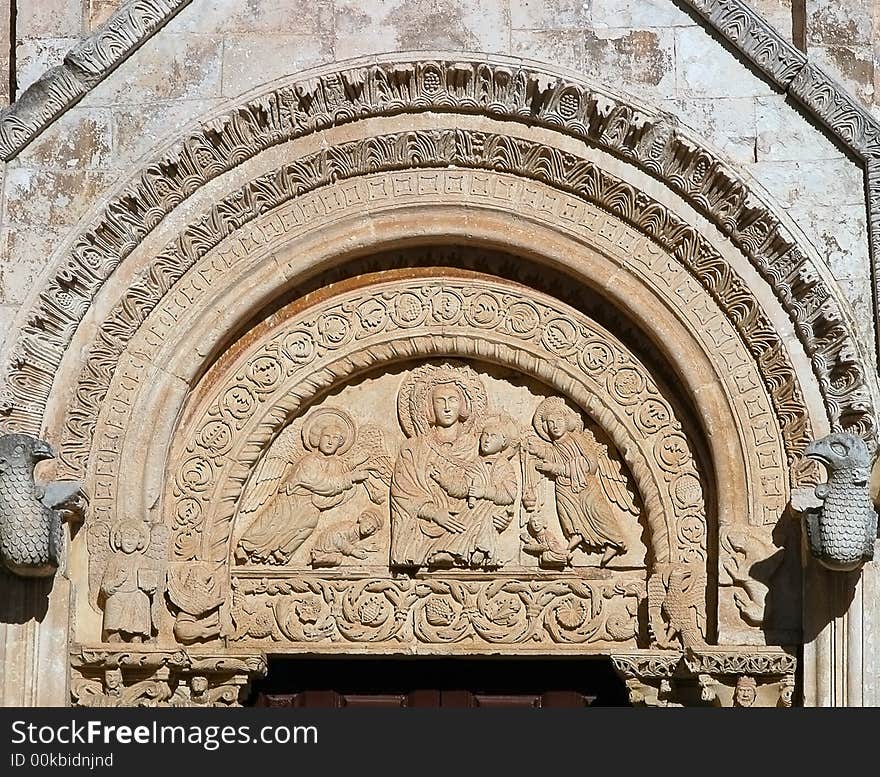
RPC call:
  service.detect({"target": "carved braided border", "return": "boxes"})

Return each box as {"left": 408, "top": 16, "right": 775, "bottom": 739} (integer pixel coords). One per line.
{"left": 56, "top": 130, "right": 808, "bottom": 480}
{"left": 0, "top": 57, "right": 870, "bottom": 449}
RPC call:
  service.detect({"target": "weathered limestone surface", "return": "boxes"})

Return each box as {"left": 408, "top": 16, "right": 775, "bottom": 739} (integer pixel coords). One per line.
{"left": 0, "top": 0, "right": 872, "bottom": 369}
{"left": 0, "top": 0, "right": 877, "bottom": 708}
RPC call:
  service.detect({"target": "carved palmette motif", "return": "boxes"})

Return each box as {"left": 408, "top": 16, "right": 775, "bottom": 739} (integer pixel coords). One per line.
{"left": 230, "top": 575, "right": 644, "bottom": 647}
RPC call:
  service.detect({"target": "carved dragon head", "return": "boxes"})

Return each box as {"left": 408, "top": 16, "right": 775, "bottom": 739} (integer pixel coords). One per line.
{"left": 0, "top": 433, "right": 55, "bottom": 475}
{"left": 804, "top": 432, "right": 871, "bottom": 481}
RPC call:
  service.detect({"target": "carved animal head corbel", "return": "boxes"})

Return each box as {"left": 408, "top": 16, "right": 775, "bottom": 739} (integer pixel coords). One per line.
{"left": 0, "top": 433, "right": 83, "bottom": 577}
{"left": 791, "top": 433, "right": 878, "bottom": 572}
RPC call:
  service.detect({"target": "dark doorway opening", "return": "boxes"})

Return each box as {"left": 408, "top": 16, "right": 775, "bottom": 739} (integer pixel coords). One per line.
{"left": 247, "top": 657, "right": 631, "bottom": 707}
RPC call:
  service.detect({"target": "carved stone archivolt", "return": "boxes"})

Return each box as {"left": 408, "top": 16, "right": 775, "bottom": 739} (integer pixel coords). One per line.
{"left": 3, "top": 55, "right": 859, "bottom": 704}
{"left": 51, "top": 129, "right": 814, "bottom": 493}
{"left": 86, "top": 238, "right": 797, "bottom": 646}
{"left": 1, "top": 57, "right": 871, "bottom": 461}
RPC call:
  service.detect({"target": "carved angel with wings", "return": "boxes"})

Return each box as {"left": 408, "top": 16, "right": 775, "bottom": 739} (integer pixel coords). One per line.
{"left": 235, "top": 407, "right": 393, "bottom": 566}
{"left": 87, "top": 517, "right": 168, "bottom": 643}
{"left": 526, "top": 397, "right": 638, "bottom": 567}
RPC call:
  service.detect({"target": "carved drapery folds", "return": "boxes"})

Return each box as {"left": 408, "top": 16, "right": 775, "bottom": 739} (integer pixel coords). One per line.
{"left": 145, "top": 277, "right": 712, "bottom": 656}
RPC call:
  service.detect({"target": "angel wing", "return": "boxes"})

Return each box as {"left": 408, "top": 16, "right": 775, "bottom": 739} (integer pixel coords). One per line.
{"left": 238, "top": 423, "right": 305, "bottom": 518}
{"left": 143, "top": 523, "right": 170, "bottom": 627}
{"left": 345, "top": 423, "right": 395, "bottom": 504}
{"left": 87, "top": 516, "right": 113, "bottom": 613}
{"left": 582, "top": 428, "right": 639, "bottom": 515}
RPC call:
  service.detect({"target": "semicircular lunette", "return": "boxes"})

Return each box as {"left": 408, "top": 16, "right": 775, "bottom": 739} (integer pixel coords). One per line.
{"left": 163, "top": 278, "right": 706, "bottom": 562}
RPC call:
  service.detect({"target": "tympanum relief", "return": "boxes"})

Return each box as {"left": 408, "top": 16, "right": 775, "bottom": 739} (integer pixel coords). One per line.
{"left": 231, "top": 363, "right": 645, "bottom": 576}
{"left": 225, "top": 362, "right": 655, "bottom": 648}
{"left": 84, "top": 276, "right": 718, "bottom": 658}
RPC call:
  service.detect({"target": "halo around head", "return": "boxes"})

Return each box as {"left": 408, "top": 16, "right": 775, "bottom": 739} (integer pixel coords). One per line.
{"left": 532, "top": 396, "right": 584, "bottom": 441}
{"left": 301, "top": 407, "right": 356, "bottom": 454}
{"left": 110, "top": 518, "right": 149, "bottom": 551}
{"left": 397, "top": 362, "right": 488, "bottom": 438}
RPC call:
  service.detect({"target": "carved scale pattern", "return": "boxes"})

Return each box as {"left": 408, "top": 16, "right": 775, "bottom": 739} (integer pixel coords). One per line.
{"left": 171, "top": 278, "right": 706, "bottom": 567}
{"left": 0, "top": 59, "right": 869, "bottom": 451}
{"left": 60, "top": 129, "right": 808, "bottom": 482}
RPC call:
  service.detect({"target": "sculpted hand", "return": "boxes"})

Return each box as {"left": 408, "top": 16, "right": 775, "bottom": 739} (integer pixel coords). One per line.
{"left": 535, "top": 460, "right": 561, "bottom": 477}
{"left": 527, "top": 438, "right": 544, "bottom": 457}
{"left": 493, "top": 514, "right": 512, "bottom": 531}
{"left": 350, "top": 470, "right": 370, "bottom": 483}
{"left": 432, "top": 511, "right": 466, "bottom": 534}
{"left": 468, "top": 483, "right": 485, "bottom": 500}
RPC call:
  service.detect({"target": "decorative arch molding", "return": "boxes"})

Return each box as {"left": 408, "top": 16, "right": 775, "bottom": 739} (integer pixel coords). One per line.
{"left": 73, "top": 178, "right": 802, "bottom": 649}
{"left": 51, "top": 125, "right": 812, "bottom": 504}
{"left": 0, "top": 55, "right": 873, "bottom": 452}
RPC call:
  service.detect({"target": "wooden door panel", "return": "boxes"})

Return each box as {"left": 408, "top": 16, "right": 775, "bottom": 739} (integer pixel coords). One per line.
{"left": 248, "top": 658, "right": 629, "bottom": 707}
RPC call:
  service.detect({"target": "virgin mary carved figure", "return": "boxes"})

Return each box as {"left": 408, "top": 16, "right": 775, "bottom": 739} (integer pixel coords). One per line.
{"left": 390, "top": 363, "right": 512, "bottom": 569}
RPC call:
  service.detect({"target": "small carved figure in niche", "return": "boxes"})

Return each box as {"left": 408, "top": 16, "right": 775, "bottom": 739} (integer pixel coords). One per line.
{"left": 310, "top": 510, "right": 383, "bottom": 567}
{"left": 720, "top": 527, "right": 783, "bottom": 627}
{"left": 733, "top": 675, "right": 757, "bottom": 708}
{"left": 527, "top": 397, "right": 634, "bottom": 567}
{"left": 100, "top": 520, "right": 162, "bottom": 643}
{"left": 392, "top": 363, "right": 513, "bottom": 569}
{"left": 520, "top": 512, "right": 570, "bottom": 568}
{"left": 166, "top": 561, "right": 231, "bottom": 644}
{"left": 648, "top": 563, "right": 706, "bottom": 648}
{"left": 236, "top": 407, "right": 392, "bottom": 565}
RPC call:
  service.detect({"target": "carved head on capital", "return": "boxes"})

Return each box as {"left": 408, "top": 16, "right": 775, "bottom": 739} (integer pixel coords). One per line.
{"left": 733, "top": 675, "right": 757, "bottom": 708}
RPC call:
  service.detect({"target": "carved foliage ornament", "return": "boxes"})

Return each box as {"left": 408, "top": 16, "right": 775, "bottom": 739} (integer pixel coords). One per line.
{"left": 1, "top": 59, "right": 868, "bottom": 461}
{"left": 69, "top": 647, "right": 266, "bottom": 708}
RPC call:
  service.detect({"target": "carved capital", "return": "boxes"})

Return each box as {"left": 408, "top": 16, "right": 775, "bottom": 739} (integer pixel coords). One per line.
{"left": 70, "top": 645, "right": 267, "bottom": 708}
